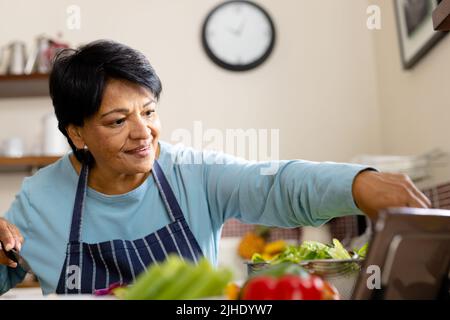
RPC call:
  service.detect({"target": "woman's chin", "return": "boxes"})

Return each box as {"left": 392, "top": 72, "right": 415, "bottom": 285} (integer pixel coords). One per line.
{"left": 126, "top": 162, "right": 154, "bottom": 174}
{"left": 121, "top": 152, "right": 155, "bottom": 173}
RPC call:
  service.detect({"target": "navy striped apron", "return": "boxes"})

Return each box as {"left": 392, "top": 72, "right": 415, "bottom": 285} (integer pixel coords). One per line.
{"left": 55, "top": 160, "right": 204, "bottom": 294}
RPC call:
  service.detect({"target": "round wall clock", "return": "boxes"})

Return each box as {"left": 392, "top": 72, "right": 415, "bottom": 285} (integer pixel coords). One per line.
{"left": 201, "top": 0, "right": 276, "bottom": 72}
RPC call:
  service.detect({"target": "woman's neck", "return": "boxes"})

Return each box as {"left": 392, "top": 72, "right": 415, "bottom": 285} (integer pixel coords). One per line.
{"left": 88, "top": 166, "right": 150, "bottom": 195}
{"left": 69, "top": 144, "right": 160, "bottom": 195}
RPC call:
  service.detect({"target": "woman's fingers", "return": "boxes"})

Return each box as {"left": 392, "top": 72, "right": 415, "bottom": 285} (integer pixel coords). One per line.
{"left": 7, "top": 223, "right": 24, "bottom": 252}
{"left": 387, "top": 173, "right": 431, "bottom": 208}
{"left": 0, "top": 250, "right": 17, "bottom": 268}
{"left": 0, "top": 219, "right": 18, "bottom": 268}
{"left": 0, "top": 219, "right": 16, "bottom": 252}
{"left": 405, "top": 188, "right": 428, "bottom": 208}
{"left": 405, "top": 177, "right": 432, "bottom": 208}
{"left": 352, "top": 170, "right": 432, "bottom": 221}
{"left": 0, "top": 218, "right": 23, "bottom": 268}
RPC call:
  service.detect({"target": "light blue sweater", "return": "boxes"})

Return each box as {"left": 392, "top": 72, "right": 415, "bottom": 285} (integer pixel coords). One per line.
{"left": 1, "top": 141, "right": 368, "bottom": 295}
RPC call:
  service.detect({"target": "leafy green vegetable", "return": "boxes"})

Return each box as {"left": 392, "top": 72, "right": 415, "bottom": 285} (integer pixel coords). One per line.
{"left": 298, "top": 241, "right": 333, "bottom": 260}
{"left": 123, "top": 255, "right": 232, "bottom": 300}
{"left": 250, "top": 253, "right": 266, "bottom": 263}
{"left": 353, "top": 243, "right": 368, "bottom": 259}
{"left": 272, "top": 245, "right": 303, "bottom": 264}
{"left": 328, "top": 239, "right": 352, "bottom": 260}
{"left": 251, "top": 239, "right": 368, "bottom": 264}
{"left": 252, "top": 262, "right": 309, "bottom": 278}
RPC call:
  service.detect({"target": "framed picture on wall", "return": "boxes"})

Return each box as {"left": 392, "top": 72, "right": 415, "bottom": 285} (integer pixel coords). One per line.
{"left": 394, "top": 0, "right": 448, "bottom": 69}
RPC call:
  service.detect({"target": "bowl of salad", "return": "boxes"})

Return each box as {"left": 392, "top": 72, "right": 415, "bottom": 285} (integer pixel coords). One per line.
{"left": 245, "top": 239, "right": 368, "bottom": 299}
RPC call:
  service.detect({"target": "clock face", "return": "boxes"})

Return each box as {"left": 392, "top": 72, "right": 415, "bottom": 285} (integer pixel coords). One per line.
{"left": 202, "top": 0, "right": 276, "bottom": 71}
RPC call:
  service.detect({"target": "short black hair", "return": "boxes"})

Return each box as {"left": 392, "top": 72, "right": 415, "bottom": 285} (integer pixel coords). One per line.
{"left": 49, "top": 39, "right": 162, "bottom": 164}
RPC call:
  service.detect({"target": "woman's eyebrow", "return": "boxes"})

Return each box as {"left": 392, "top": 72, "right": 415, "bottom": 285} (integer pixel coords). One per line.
{"left": 100, "top": 108, "right": 130, "bottom": 118}
{"left": 100, "top": 100, "right": 156, "bottom": 118}
{"left": 143, "top": 98, "right": 156, "bottom": 107}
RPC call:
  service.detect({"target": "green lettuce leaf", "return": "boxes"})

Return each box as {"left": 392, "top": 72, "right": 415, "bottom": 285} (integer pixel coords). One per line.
{"left": 355, "top": 243, "right": 368, "bottom": 259}
{"left": 328, "top": 239, "right": 352, "bottom": 260}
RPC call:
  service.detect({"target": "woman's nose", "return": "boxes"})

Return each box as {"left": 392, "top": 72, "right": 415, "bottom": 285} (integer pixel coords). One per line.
{"left": 129, "top": 117, "right": 152, "bottom": 140}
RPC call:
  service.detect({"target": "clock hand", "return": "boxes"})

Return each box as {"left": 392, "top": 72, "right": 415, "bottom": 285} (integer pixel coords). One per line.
{"left": 226, "top": 18, "right": 246, "bottom": 37}
{"left": 226, "top": 26, "right": 239, "bottom": 36}
{"left": 235, "top": 19, "right": 247, "bottom": 36}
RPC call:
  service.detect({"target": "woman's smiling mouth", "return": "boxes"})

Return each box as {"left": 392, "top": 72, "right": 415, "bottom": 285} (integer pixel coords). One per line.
{"left": 124, "top": 145, "right": 152, "bottom": 158}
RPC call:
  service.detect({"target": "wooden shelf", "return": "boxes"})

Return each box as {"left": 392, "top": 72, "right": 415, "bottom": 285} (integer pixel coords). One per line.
{"left": 0, "top": 155, "right": 60, "bottom": 173}
{"left": 433, "top": 0, "right": 450, "bottom": 31}
{"left": 0, "top": 74, "right": 49, "bottom": 81}
{"left": 0, "top": 73, "right": 50, "bottom": 98}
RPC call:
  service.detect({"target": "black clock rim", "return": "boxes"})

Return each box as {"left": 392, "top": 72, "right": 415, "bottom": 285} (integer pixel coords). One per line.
{"left": 201, "top": 0, "right": 276, "bottom": 72}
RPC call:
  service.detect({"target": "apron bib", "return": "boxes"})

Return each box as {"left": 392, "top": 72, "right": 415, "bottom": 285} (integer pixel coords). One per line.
{"left": 55, "top": 160, "right": 204, "bottom": 294}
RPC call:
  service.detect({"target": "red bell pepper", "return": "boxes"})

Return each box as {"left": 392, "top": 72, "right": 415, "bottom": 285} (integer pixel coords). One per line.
{"left": 240, "top": 276, "right": 277, "bottom": 300}
{"left": 241, "top": 274, "right": 330, "bottom": 300}
{"left": 273, "top": 275, "right": 304, "bottom": 300}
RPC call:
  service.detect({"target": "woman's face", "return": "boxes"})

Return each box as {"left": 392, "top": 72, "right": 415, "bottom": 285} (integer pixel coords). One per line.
{"left": 69, "top": 78, "right": 161, "bottom": 175}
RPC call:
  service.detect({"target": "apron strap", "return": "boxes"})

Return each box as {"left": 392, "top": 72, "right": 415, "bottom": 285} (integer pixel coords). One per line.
{"left": 152, "top": 160, "right": 184, "bottom": 221}
{"left": 69, "top": 162, "right": 89, "bottom": 243}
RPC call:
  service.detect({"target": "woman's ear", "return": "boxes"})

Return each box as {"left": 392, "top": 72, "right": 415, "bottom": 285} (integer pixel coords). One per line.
{"left": 66, "top": 124, "right": 86, "bottom": 150}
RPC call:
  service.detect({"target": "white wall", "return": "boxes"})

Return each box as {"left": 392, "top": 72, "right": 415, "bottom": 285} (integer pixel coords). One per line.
{"left": 0, "top": 0, "right": 381, "bottom": 214}
{"left": 371, "top": 0, "right": 450, "bottom": 189}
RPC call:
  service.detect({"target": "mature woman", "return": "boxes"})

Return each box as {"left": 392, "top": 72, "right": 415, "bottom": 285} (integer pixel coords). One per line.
{"left": 0, "top": 40, "right": 430, "bottom": 295}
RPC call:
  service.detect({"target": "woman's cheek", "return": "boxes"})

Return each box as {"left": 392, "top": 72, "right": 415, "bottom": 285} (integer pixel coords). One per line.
{"left": 99, "top": 136, "right": 123, "bottom": 156}
{"left": 152, "top": 118, "right": 162, "bottom": 135}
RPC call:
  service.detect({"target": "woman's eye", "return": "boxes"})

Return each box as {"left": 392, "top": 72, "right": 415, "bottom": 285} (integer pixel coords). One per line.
{"left": 144, "top": 110, "right": 155, "bottom": 117}
{"left": 111, "top": 118, "right": 125, "bottom": 126}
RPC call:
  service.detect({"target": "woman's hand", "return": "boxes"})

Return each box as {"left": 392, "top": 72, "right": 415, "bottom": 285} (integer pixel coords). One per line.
{"left": 0, "top": 218, "right": 24, "bottom": 268}
{"left": 352, "top": 170, "right": 432, "bottom": 220}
